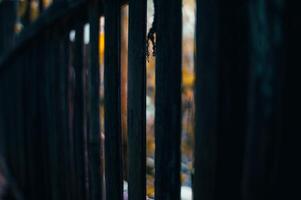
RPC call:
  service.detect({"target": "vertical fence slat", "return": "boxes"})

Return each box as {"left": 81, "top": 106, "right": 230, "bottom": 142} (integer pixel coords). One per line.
{"left": 35, "top": 38, "right": 50, "bottom": 199}
{"left": 73, "top": 22, "right": 86, "bottom": 200}
{"left": 215, "top": 1, "right": 249, "bottom": 198}
{"left": 13, "top": 55, "right": 24, "bottom": 192}
{"left": 44, "top": 32, "right": 61, "bottom": 200}
{"left": 104, "top": 0, "right": 123, "bottom": 199}
{"left": 62, "top": 34, "right": 72, "bottom": 200}
{"left": 54, "top": 32, "right": 69, "bottom": 200}
{"left": 194, "top": 1, "right": 249, "bottom": 200}
{"left": 67, "top": 30, "right": 77, "bottom": 200}
{"left": 242, "top": 1, "right": 285, "bottom": 200}
{"left": 36, "top": 34, "right": 52, "bottom": 200}
{"left": 276, "top": 2, "right": 301, "bottom": 199}
{"left": 30, "top": 41, "right": 40, "bottom": 200}
{"left": 155, "top": 0, "right": 182, "bottom": 199}
{"left": 87, "top": 1, "right": 103, "bottom": 200}
{"left": 23, "top": 47, "right": 35, "bottom": 199}
{"left": 193, "top": 1, "right": 219, "bottom": 200}
{"left": 242, "top": 1, "right": 301, "bottom": 200}
{"left": 127, "top": 0, "right": 147, "bottom": 199}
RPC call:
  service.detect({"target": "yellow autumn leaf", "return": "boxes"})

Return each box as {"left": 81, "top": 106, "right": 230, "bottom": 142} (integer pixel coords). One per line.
{"left": 182, "top": 67, "right": 194, "bottom": 87}
{"left": 146, "top": 175, "right": 155, "bottom": 198}
{"left": 99, "top": 32, "right": 105, "bottom": 64}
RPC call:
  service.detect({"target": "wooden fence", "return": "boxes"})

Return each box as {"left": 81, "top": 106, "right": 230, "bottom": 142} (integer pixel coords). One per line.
{"left": 0, "top": 0, "right": 300, "bottom": 200}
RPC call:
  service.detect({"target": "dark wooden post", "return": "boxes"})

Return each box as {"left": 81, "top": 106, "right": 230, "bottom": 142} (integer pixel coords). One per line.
{"left": 243, "top": 1, "right": 301, "bottom": 200}
{"left": 276, "top": 1, "right": 301, "bottom": 199}
{"left": 242, "top": 1, "right": 285, "bottom": 200}
{"left": 73, "top": 22, "right": 87, "bottom": 200}
{"left": 194, "top": 1, "right": 249, "bottom": 200}
{"left": 155, "top": 0, "right": 182, "bottom": 200}
{"left": 44, "top": 32, "right": 60, "bottom": 200}
{"left": 193, "top": 0, "right": 219, "bottom": 199}
{"left": 127, "top": 0, "right": 147, "bottom": 199}
{"left": 87, "top": 0, "right": 103, "bottom": 200}
{"left": 104, "top": 0, "right": 123, "bottom": 199}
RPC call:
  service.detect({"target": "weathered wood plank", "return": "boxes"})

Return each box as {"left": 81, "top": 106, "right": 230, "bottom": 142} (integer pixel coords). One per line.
{"left": 242, "top": 1, "right": 285, "bottom": 200}
{"left": 127, "top": 0, "right": 147, "bottom": 199}
{"left": 27, "top": 42, "right": 42, "bottom": 199}
{"left": 54, "top": 32, "right": 68, "bottom": 200}
{"left": 44, "top": 32, "right": 60, "bottom": 200}
{"left": 275, "top": 2, "right": 301, "bottom": 199}
{"left": 214, "top": 2, "right": 249, "bottom": 197}
{"left": 155, "top": 0, "right": 182, "bottom": 200}
{"left": 243, "top": 1, "right": 301, "bottom": 200}
{"left": 104, "top": 0, "right": 123, "bottom": 199}
{"left": 58, "top": 32, "right": 74, "bottom": 200}
{"left": 87, "top": 0, "right": 103, "bottom": 200}
{"left": 10, "top": 53, "right": 25, "bottom": 193}
{"left": 194, "top": 1, "right": 249, "bottom": 200}
{"left": 73, "top": 22, "right": 87, "bottom": 200}
{"left": 35, "top": 34, "right": 52, "bottom": 200}
{"left": 193, "top": 1, "right": 219, "bottom": 200}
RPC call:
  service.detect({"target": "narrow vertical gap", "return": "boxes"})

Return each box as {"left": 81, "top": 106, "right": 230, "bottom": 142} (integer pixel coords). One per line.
{"left": 146, "top": 0, "right": 156, "bottom": 198}
{"left": 104, "top": 0, "right": 123, "bottom": 199}
{"left": 99, "top": 16, "right": 105, "bottom": 200}
{"left": 121, "top": 5, "right": 129, "bottom": 185}
{"left": 181, "top": 1, "right": 195, "bottom": 199}
{"left": 127, "top": 0, "right": 147, "bottom": 200}
{"left": 83, "top": 22, "right": 90, "bottom": 200}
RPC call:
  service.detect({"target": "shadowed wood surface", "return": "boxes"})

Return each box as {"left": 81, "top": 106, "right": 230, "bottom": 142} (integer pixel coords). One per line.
{"left": 127, "top": 0, "right": 147, "bottom": 200}
{"left": 155, "top": 0, "right": 182, "bottom": 200}
{"left": 104, "top": 0, "right": 123, "bottom": 200}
